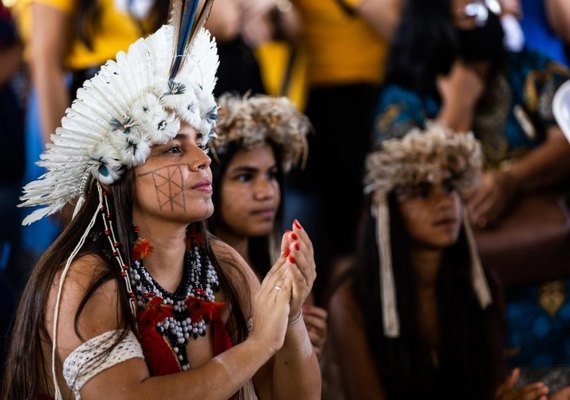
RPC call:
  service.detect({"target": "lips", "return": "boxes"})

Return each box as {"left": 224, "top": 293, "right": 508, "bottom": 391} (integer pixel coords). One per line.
{"left": 251, "top": 208, "right": 276, "bottom": 218}
{"left": 191, "top": 180, "right": 212, "bottom": 193}
{"left": 433, "top": 217, "right": 458, "bottom": 227}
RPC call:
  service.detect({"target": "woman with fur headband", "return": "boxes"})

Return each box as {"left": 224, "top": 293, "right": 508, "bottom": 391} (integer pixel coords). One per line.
{"left": 208, "top": 93, "right": 328, "bottom": 358}
{"left": 328, "top": 124, "right": 548, "bottom": 400}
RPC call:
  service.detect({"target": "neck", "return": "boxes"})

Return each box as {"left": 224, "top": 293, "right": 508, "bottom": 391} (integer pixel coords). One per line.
{"left": 215, "top": 228, "right": 250, "bottom": 266}
{"left": 133, "top": 215, "right": 188, "bottom": 292}
{"left": 410, "top": 245, "right": 443, "bottom": 292}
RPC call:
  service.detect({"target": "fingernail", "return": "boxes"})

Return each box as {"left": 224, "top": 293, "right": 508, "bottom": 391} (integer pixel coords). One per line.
{"left": 291, "top": 232, "right": 298, "bottom": 240}
{"left": 284, "top": 229, "right": 292, "bottom": 234}
{"left": 288, "top": 255, "right": 296, "bottom": 264}
{"left": 294, "top": 242, "right": 300, "bottom": 251}
{"left": 294, "top": 219, "right": 302, "bottom": 230}
{"left": 283, "top": 248, "right": 290, "bottom": 258}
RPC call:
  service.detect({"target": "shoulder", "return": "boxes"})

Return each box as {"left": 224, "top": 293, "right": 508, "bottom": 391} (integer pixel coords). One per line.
{"left": 46, "top": 253, "right": 123, "bottom": 359}
{"left": 329, "top": 280, "right": 364, "bottom": 329}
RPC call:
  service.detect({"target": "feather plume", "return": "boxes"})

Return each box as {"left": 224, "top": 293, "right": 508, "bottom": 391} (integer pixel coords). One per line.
{"left": 168, "top": 0, "right": 200, "bottom": 80}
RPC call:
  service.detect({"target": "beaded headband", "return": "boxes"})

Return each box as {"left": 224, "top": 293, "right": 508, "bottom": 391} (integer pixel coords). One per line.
{"left": 211, "top": 94, "right": 311, "bottom": 172}
{"left": 364, "top": 122, "right": 491, "bottom": 338}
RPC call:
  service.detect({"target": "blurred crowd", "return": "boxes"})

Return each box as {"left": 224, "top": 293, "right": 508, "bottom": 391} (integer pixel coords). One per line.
{"left": 2, "top": 0, "right": 570, "bottom": 398}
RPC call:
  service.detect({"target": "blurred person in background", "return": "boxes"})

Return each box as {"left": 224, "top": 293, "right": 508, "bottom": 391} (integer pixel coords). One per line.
{"left": 373, "top": 0, "right": 570, "bottom": 393}
{"left": 203, "top": 0, "right": 300, "bottom": 97}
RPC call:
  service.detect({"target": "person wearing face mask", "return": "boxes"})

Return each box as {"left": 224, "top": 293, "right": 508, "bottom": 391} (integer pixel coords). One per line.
{"left": 372, "top": 0, "right": 570, "bottom": 395}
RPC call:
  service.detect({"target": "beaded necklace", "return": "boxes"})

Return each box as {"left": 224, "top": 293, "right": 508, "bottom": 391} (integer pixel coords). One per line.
{"left": 129, "top": 227, "right": 221, "bottom": 370}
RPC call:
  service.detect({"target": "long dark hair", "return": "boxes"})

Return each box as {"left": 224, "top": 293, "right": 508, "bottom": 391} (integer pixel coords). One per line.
{"left": 75, "top": 0, "right": 170, "bottom": 50}
{"left": 351, "top": 193, "right": 505, "bottom": 400}
{"left": 2, "top": 169, "right": 249, "bottom": 399}
{"left": 209, "top": 142, "right": 285, "bottom": 278}
{"left": 385, "top": 0, "right": 457, "bottom": 96}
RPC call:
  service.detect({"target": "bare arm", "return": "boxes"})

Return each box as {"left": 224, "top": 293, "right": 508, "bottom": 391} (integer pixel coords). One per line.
{"left": 505, "top": 126, "right": 570, "bottom": 193}
{"left": 545, "top": 0, "right": 570, "bottom": 44}
{"left": 354, "top": 0, "right": 403, "bottom": 42}
{"left": 29, "top": 3, "right": 71, "bottom": 146}
{"left": 329, "top": 282, "right": 386, "bottom": 400}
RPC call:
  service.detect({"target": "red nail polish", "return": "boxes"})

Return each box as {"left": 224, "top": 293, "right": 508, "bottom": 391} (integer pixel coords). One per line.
{"left": 283, "top": 248, "right": 290, "bottom": 258}
{"left": 294, "top": 242, "right": 300, "bottom": 251}
{"left": 288, "top": 255, "right": 296, "bottom": 264}
{"left": 291, "top": 232, "right": 298, "bottom": 240}
{"left": 294, "top": 219, "right": 302, "bottom": 230}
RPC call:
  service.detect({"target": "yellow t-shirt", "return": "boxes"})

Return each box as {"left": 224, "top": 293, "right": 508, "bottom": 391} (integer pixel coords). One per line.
{"left": 293, "top": 0, "right": 388, "bottom": 86}
{"left": 16, "top": 0, "right": 153, "bottom": 70}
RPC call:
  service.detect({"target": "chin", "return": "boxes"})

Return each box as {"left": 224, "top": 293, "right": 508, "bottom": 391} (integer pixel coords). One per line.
{"left": 247, "top": 224, "right": 274, "bottom": 237}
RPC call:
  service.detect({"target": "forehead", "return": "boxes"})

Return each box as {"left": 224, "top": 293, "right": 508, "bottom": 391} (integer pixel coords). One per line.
{"left": 228, "top": 143, "right": 276, "bottom": 167}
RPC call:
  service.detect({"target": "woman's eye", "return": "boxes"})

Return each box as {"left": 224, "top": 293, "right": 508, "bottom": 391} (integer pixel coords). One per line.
{"left": 236, "top": 174, "right": 253, "bottom": 182}
{"left": 267, "top": 169, "right": 278, "bottom": 180}
{"left": 418, "top": 182, "right": 432, "bottom": 199}
{"left": 443, "top": 179, "right": 457, "bottom": 194}
{"left": 166, "top": 145, "right": 182, "bottom": 154}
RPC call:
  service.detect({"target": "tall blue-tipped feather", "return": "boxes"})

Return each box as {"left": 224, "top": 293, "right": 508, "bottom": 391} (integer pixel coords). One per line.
{"left": 169, "top": 0, "right": 200, "bottom": 80}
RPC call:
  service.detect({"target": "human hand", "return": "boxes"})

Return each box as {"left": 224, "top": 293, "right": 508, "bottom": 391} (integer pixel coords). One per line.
{"left": 494, "top": 368, "right": 549, "bottom": 400}
{"left": 550, "top": 386, "right": 570, "bottom": 400}
{"left": 437, "top": 60, "right": 485, "bottom": 114}
{"left": 280, "top": 219, "right": 316, "bottom": 323}
{"left": 241, "top": 16, "right": 274, "bottom": 47}
{"left": 302, "top": 304, "right": 328, "bottom": 359}
{"left": 466, "top": 169, "right": 518, "bottom": 228}
{"left": 237, "top": 0, "right": 278, "bottom": 20}
{"left": 250, "top": 258, "right": 292, "bottom": 354}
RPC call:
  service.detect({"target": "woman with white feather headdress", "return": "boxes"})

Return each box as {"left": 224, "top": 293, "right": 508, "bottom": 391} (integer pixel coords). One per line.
{"left": 2, "top": 2, "right": 321, "bottom": 399}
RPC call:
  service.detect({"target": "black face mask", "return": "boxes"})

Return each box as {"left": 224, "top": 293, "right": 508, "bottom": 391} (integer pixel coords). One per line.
{"left": 456, "top": 9, "right": 504, "bottom": 62}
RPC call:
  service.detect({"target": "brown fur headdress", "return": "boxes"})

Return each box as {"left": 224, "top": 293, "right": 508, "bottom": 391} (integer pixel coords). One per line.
{"left": 365, "top": 122, "right": 483, "bottom": 199}
{"left": 212, "top": 94, "right": 311, "bottom": 171}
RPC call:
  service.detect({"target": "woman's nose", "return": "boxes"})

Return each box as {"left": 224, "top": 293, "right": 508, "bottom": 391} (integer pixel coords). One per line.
{"left": 188, "top": 146, "right": 211, "bottom": 171}
{"left": 253, "top": 177, "right": 276, "bottom": 200}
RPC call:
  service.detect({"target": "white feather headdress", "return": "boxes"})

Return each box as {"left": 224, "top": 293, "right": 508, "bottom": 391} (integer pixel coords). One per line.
{"left": 19, "top": 5, "right": 219, "bottom": 225}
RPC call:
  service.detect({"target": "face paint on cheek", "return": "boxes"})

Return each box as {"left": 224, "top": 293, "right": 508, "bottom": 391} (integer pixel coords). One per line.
{"left": 138, "top": 164, "right": 191, "bottom": 212}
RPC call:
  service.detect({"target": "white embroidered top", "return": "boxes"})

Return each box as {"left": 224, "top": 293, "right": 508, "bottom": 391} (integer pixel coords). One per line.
{"left": 63, "top": 330, "right": 144, "bottom": 399}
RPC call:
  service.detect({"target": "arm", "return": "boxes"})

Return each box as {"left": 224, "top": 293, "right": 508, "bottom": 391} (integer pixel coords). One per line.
{"left": 353, "top": 0, "right": 403, "bottom": 41}
{"left": 29, "top": 3, "right": 71, "bottom": 145}
{"left": 545, "top": 0, "right": 570, "bottom": 44}
{"left": 436, "top": 60, "right": 486, "bottom": 132}
{"left": 467, "top": 126, "right": 570, "bottom": 226}
{"left": 48, "top": 251, "right": 293, "bottom": 400}
{"left": 329, "top": 282, "right": 386, "bottom": 400}
{"left": 256, "top": 222, "right": 321, "bottom": 399}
